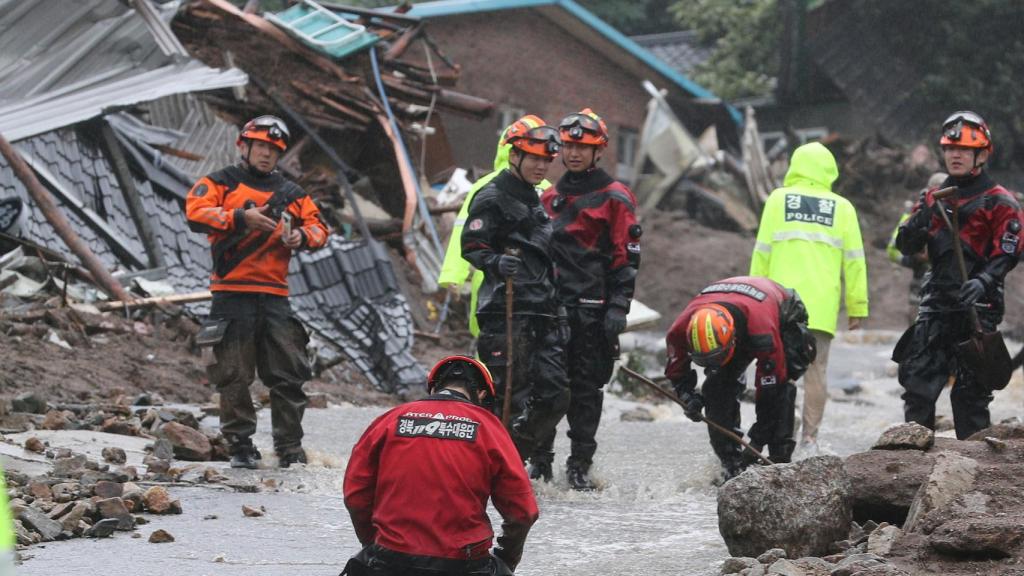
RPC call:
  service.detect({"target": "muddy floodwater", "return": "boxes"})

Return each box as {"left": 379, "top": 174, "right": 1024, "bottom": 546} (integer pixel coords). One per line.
{"left": 14, "top": 330, "right": 1024, "bottom": 576}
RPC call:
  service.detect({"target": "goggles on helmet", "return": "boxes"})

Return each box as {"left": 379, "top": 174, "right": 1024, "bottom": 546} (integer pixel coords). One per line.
{"left": 509, "top": 125, "right": 562, "bottom": 158}
{"left": 426, "top": 355, "right": 496, "bottom": 401}
{"left": 240, "top": 115, "right": 290, "bottom": 151}
{"left": 559, "top": 111, "right": 608, "bottom": 147}
{"left": 940, "top": 111, "right": 991, "bottom": 150}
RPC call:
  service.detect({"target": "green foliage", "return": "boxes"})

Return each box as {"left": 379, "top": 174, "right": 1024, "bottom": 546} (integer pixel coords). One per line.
{"left": 577, "top": 0, "right": 678, "bottom": 35}
{"left": 670, "top": 0, "right": 780, "bottom": 100}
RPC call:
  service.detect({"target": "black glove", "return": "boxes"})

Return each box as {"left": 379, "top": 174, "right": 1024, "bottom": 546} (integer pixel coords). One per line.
{"left": 604, "top": 306, "right": 627, "bottom": 339}
{"left": 959, "top": 277, "right": 987, "bottom": 306}
{"left": 677, "top": 389, "right": 704, "bottom": 422}
{"left": 495, "top": 254, "right": 521, "bottom": 277}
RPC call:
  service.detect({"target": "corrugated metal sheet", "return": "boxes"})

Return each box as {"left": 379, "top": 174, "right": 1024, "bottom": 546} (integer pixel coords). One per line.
{"left": 145, "top": 94, "right": 240, "bottom": 181}
{"left": 0, "top": 0, "right": 246, "bottom": 142}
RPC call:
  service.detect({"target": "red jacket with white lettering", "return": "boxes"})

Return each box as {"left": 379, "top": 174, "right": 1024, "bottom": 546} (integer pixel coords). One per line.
{"left": 665, "top": 276, "right": 790, "bottom": 390}
{"left": 343, "top": 392, "right": 538, "bottom": 566}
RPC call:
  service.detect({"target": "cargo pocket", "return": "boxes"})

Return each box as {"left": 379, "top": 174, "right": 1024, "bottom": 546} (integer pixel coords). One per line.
{"left": 891, "top": 324, "right": 917, "bottom": 363}
{"left": 196, "top": 318, "right": 231, "bottom": 368}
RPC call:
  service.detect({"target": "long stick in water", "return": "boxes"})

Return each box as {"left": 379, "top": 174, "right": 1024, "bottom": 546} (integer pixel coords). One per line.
{"left": 501, "top": 248, "right": 521, "bottom": 428}
{"left": 619, "top": 365, "right": 774, "bottom": 465}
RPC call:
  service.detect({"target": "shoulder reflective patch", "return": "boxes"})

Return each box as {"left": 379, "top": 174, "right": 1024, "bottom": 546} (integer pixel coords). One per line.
{"left": 191, "top": 183, "right": 208, "bottom": 198}
{"left": 701, "top": 282, "right": 767, "bottom": 301}
{"left": 760, "top": 375, "right": 777, "bottom": 387}
{"left": 396, "top": 416, "right": 479, "bottom": 442}
{"left": 468, "top": 218, "right": 484, "bottom": 231}
{"left": 784, "top": 194, "right": 835, "bottom": 227}
{"left": 627, "top": 242, "right": 641, "bottom": 254}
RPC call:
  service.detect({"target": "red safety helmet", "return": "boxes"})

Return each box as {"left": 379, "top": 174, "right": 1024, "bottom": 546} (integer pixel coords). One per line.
{"left": 686, "top": 304, "right": 736, "bottom": 368}
{"left": 238, "top": 115, "right": 290, "bottom": 152}
{"left": 939, "top": 111, "right": 992, "bottom": 152}
{"left": 559, "top": 108, "right": 609, "bottom": 147}
{"left": 426, "top": 355, "right": 496, "bottom": 402}
{"left": 503, "top": 114, "right": 561, "bottom": 158}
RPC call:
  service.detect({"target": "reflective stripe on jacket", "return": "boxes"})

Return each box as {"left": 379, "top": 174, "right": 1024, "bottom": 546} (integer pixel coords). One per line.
{"left": 750, "top": 142, "right": 868, "bottom": 335}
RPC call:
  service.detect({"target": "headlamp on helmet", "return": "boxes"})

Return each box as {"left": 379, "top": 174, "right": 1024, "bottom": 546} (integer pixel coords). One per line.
{"left": 238, "top": 115, "right": 290, "bottom": 152}
{"left": 939, "top": 110, "right": 991, "bottom": 151}
{"left": 504, "top": 115, "right": 562, "bottom": 159}
{"left": 558, "top": 108, "right": 609, "bottom": 147}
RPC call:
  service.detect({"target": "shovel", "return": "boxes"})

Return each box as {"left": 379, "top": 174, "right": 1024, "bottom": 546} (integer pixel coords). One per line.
{"left": 933, "top": 186, "right": 1013, "bottom": 391}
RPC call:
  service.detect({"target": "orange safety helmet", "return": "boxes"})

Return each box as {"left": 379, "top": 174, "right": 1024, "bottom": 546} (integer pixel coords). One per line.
{"left": 559, "top": 108, "right": 609, "bottom": 147}
{"left": 503, "top": 114, "right": 562, "bottom": 158}
{"left": 426, "top": 355, "right": 496, "bottom": 402}
{"left": 238, "top": 115, "right": 290, "bottom": 152}
{"left": 686, "top": 304, "right": 736, "bottom": 368}
{"left": 939, "top": 111, "right": 992, "bottom": 152}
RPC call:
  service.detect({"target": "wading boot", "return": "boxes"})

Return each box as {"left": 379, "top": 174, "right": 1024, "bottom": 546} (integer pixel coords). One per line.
{"left": 528, "top": 459, "right": 553, "bottom": 483}
{"left": 278, "top": 448, "right": 307, "bottom": 468}
{"left": 566, "top": 464, "right": 597, "bottom": 491}
{"left": 230, "top": 445, "right": 259, "bottom": 469}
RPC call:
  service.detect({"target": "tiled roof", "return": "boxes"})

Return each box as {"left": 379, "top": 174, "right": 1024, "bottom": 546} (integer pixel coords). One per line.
{"left": 631, "top": 31, "right": 711, "bottom": 77}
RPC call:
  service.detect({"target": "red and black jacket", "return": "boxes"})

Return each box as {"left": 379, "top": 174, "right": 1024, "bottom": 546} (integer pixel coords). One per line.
{"left": 896, "top": 172, "right": 1023, "bottom": 315}
{"left": 665, "top": 276, "right": 791, "bottom": 391}
{"left": 185, "top": 165, "right": 328, "bottom": 296}
{"left": 540, "top": 168, "right": 640, "bottom": 311}
{"left": 343, "top": 392, "right": 538, "bottom": 568}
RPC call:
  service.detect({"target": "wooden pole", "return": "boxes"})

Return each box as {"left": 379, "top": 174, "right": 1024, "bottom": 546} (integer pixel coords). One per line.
{"left": 0, "top": 132, "right": 132, "bottom": 302}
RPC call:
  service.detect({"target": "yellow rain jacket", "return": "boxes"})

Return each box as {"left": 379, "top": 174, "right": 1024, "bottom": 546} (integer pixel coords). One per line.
{"left": 1, "top": 465, "right": 14, "bottom": 567}
{"left": 750, "top": 142, "right": 868, "bottom": 335}
{"left": 437, "top": 134, "right": 550, "bottom": 336}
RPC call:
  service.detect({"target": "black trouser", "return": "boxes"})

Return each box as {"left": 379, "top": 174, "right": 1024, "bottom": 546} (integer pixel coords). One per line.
{"left": 531, "top": 307, "right": 614, "bottom": 471}
{"left": 894, "top": 310, "right": 997, "bottom": 439}
{"left": 702, "top": 359, "right": 796, "bottom": 470}
{"left": 341, "top": 544, "right": 512, "bottom": 576}
{"left": 206, "top": 292, "right": 311, "bottom": 454}
{"left": 477, "top": 314, "right": 569, "bottom": 460}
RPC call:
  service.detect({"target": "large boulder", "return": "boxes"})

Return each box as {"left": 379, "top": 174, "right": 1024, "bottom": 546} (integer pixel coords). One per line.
{"left": 718, "top": 456, "right": 852, "bottom": 558}
{"left": 902, "top": 451, "right": 977, "bottom": 533}
{"left": 965, "top": 419, "right": 1024, "bottom": 441}
{"left": 843, "top": 450, "right": 935, "bottom": 525}
{"left": 159, "top": 421, "right": 211, "bottom": 461}
{"left": 872, "top": 423, "right": 934, "bottom": 451}
{"left": 928, "top": 516, "right": 1024, "bottom": 558}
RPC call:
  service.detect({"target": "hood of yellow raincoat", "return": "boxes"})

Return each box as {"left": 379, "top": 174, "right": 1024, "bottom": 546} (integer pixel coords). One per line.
{"left": 782, "top": 142, "right": 838, "bottom": 191}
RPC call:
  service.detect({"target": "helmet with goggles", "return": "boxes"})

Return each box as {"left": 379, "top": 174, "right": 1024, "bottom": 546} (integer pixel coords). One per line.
{"left": 238, "top": 115, "right": 290, "bottom": 152}
{"left": 559, "top": 108, "right": 609, "bottom": 147}
{"left": 426, "top": 355, "right": 496, "bottom": 404}
{"left": 939, "top": 111, "right": 991, "bottom": 152}
{"left": 503, "top": 115, "right": 561, "bottom": 158}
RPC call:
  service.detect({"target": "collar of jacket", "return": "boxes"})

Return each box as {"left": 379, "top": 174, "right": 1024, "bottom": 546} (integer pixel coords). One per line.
{"left": 945, "top": 171, "right": 995, "bottom": 199}
{"left": 495, "top": 169, "right": 541, "bottom": 206}
{"left": 228, "top": 163, "right": 287, "bottom": 191}
{"left": 556, "top": 167, "right": 615, "bottom": 196}
{"left": 429, "top": 389, "right": 473, "bottom": 403}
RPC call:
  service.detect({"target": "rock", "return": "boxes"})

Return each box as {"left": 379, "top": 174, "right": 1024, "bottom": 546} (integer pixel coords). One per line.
{"left": 159, "top": 421, "right": 211, "bottom": 461}
{"left": 93, "top": 480, "right": 123, "bottom": 499}
{"left": 47, "top": 501, "right": 74, "bottom": 520}
{"left": 965, "top": 421, "right": 1024, "bottom": 441}
{"left": 13, "top": 519, "right": 37, "bottom": 545}
{"left": 12, "top": 391, "right": 48, "bottom": 414}
{"left": 742, "top": 566, "right": 766, "bottom": 576}
{"left": 102, "top": 447, "right": 126, "bottom": 468}
{"left": 758, "top": 549, "right": 788, "bottom": 564}
{"left": 149, "top": 529, "right": 175, "bottom": 543}
{"left": 722, "top": 557, "right": 759, "bottom": 574}
{"left": 24, "top": 436, "right": 45, "bottom": 453}
{"left": 902, "top": 452, "right": 978, "bottom": 533}
{"left": 766, "top": 558, "right": 806, "bottom": 575}
{"left": 718, "top": 456, "right": 852, "bottom": 558}
{"left": 928, "top": 516, "right": 1024, "bottom": 558}
{"left": 122, "top": 486, "right": 144, "bottom": 512}
{"left": 933, "top": 414, "right": 954, "bottom": 433}
{"left": 792, "top": 557, "right": 833, "bottom": 574}
{"left": 132, "top": 532, "right": 142, "bottom": 538}
{"left": 866, "top": 523, "right": 902, "bottom": 556}
{"left": 828, "top": 553, "right": 886, "bottom": 576}
{"left": 142, "top": 486, "right": 180, "bottom": 514}
{"left": 59, "top": 502, "right": 91, "bottom": 532}
{"left": 307, "top": 392, "right": 329, "bottom": 409}
{"left": 143, "top": 455, "right": 171, "bottom": 474}
{"left": 14, "top": 504, "right": 64, "bottom": 541}
{"left": 872, "top": 423, "right": 934, "bottom": 451}
{"left": 27, "top": 481, "right": 52, "bottom": 500}
{"left": 41, "top": 409, "right": 76, "bottom": 430}
{"left": 848, "top": 522, "right": 866, "bottom": 544}
{"left": 843, "top": 450, "right": 934, "bottom": 525}
{"left": 242, "top": 504, "right": 265, "bottom": 517}
{"left": 203, "top": 467, "right": 228, "bottom": 483}
{"left": 981, "top": 436, "right": 1007, "bottom": 453}
{"left": 203, "top": 514, "right": 218, "bottom": 520}
{"left": 52, "top": 454, "right": 87, "bottom": 478}
{"left": 135, "top": 515, "right": 149, "bottom": 525}
{"left": 619, "top": 407, "right": 655, "bottom": 422}
{"left": 79, "top": 470, "right": 128, "bottom": 486}
{"left": 84, "top": 517, "right": 119, "bottom": 538}
{"left": 95, "top": 497, "right": 134, "bottom": 530}
{"left": 100, "top": 417, "right": 139, "bottom": 436}
{"left": 150, "top": 437, "right": 175, "bottom": 460}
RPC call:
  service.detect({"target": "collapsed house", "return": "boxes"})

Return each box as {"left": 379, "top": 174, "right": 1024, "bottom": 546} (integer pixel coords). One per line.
{"left": 0, "top": 0, "right": 497, "bottom": 392}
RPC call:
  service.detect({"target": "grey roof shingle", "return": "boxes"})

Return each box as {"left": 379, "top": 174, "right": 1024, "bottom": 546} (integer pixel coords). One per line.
{"left": 631, "top": 31, "right": 712, "bottom": 77}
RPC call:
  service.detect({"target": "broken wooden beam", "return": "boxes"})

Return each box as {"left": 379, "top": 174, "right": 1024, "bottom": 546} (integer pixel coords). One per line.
{"left": 92, "top": 290, "right": 213, "bottom": 312}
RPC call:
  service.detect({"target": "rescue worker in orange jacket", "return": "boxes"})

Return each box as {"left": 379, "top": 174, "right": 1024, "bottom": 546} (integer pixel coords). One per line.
{"left": 186, "top": 115, "right": 329, "bottom": 469}
{"left": 533, "top": 108, "right": 640, "bottom": 490}
{"left": 665, "top": 276, "right": 816, "bottom": 481}
{"left": 343, "top": 356, "right": 537, "bottom": 576}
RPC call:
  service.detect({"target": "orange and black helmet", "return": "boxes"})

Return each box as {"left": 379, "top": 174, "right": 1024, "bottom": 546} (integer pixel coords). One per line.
{"left": 940, "top": 111, "right": 991, "bottom": 152}
{"left": 426, "top": 355, "right": 496, "bottom": 403}
{"left": 238, "top": 115, "right": 290, "bottom": 152}
{"left": 503, "top": 114, "right": 561, "bottom": 158}
{"left": 559, "top": 108, "right": 609, "bottom": 147}
{"left": 686, "top": 304, "right": 736, "bottom": 368}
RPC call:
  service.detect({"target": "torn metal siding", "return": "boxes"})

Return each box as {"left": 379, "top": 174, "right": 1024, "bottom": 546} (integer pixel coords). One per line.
{"left": 144, "top": 94, "right": 240, "bottom": 181}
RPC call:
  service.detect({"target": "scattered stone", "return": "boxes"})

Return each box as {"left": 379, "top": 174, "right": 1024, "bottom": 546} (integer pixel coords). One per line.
{"left": 203, "top": 467, "right": 228, "bottom": 483}
{"left": 847, "top": 522, "right": 866, "bottom": 545}
{"left": 843, "top": 450, "right": 934, "bottom": 525}
{"left": 79, "top": 470, "right": 128, "bottom": 486}
{"left": 159, "top": 421, "right": 212, "bottom": 461}
{"left": 619, "top": 407, "right": 655, "bottom": 422}
{"left": 51, "top": 447, "right": 73, "bottom": 459}
{"left": 307, "top": 392, "right": 329, "bottom": 409}
{"left": 982, "top": 437, "right": 1007, "bottom": 453}
{"left": 99, "top": 417, "right": 138, "bottom": 436}
{"left": 263, "top": 478, "right": 278, "bottom": 490}
{"left": 13, "top": 519, "right": 38, "bottom": 546}
{"left": 132, "top": 532, "right": 142, "bottom": 538}
{"left": 84, "top": 518, "right": 119, "bottom": 538}
{"left": 741, "top": 565, "right": 766, "bottom": 576}
{"left": 12, "top": 391, "right": 48, "bottom": 414}
{"left": 14, "top": 504, "right": 64, "bottom": 541}
{"left": 150, "top": 438, "right": 175, "bottom": 460}
{"left": 47, "top": 502, "right": 74, "bottom": 520}
{"left": 933, "top": 415, "right": 954, "bottom": 433}
{"left": 148, "top": 529, "right": 175, "bottom": 543}
{"left": 41, "top": 409, "right": 75, "bottom": 430}
{"left": 142, "top": 486, "right": 181, "bottom": 514}
{"left": 134, "top": 515, "right": 149, "bottom": 525}
{"left": 93, "top": 481, "right": 123, "bottom": 499}
{"left": 867, "top": 523, "right": 902, "bottom": 556}
{"left": 766, "top": 558, "right": 805, "bottom": 576}
{"left": 120, "top": 465, "right": 138, "bottom": 481}
{"left": 872, "top": 423, "right": 934, "bottom": 451}
{"left": 718, "top": 456, "right": 852, "bottom": 558}
{"left": 929, "top": 517, "right": 1024, "bottom": 559}
{"left": 791, "top": 557, "right": 832, "bottom": 574}
{"left": 52, "top": 454, "right": 87, "bottom": 478}
{"left": 722, "top": 557, "right": 759, "bottom": 574}
{"left": 24, "top": 436, "right": 45, "bottom": 453}
{"left": 143, "top": 455, "right": 171, "bottom": 474}
{"left": 95, "top": 497, "right": 134, "bottom": 530}
{"left": 27, "top": 481, "right": 52, "bottom": 500}
{"left": 757, "top": 549, "right": 788, "bottom": 564}
{"left": 965, "top": 420, "right": 1024, "bottom": 441}
{"left": 903, "top": 452, "right": 978, "bottom": 533}
{"left": 99, "top": 446, "right": 127, "bottom": 464}
{"left": 60, "top": 502, "right": 91, "bottom": 532}
{"left": 242, "top": 504, "right": 265, "bottom": 517}
{"left": 203, "top": 514, "right": 218, "bottom": 520}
